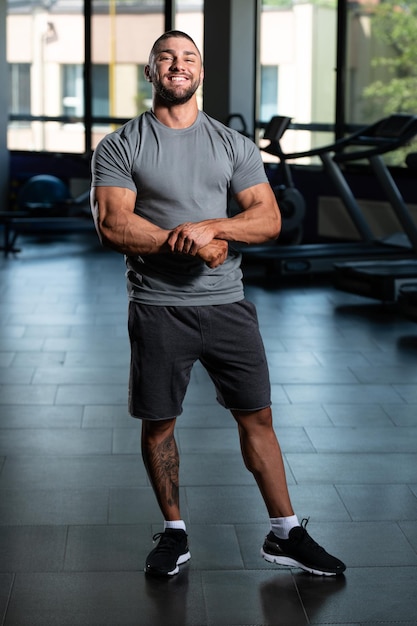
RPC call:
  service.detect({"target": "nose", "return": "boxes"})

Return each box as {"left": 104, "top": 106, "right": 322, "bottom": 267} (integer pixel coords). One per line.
{"left": 170, "top": 57, "right": 185, "bottom": 72}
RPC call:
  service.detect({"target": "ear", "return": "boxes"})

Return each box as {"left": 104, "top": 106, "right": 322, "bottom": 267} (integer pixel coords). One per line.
{"left": 144, "top": 64, "right": 152, "bottom": 82}
{"left": 199, "top": 67, "right": 204, "bottom": 86}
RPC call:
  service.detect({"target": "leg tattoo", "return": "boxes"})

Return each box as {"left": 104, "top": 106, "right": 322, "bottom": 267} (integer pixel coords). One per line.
{"left": 142, "top": 428, "right": 180, "bottom": 519}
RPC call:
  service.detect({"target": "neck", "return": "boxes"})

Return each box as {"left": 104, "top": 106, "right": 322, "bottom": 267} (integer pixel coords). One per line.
{"left": 151, "top": 98, "right": 199, "bottom": 129}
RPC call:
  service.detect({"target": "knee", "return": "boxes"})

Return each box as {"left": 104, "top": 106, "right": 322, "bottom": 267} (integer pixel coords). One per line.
{"left": 142, "top": 417, "right": 176, "bottom": 443}
{"left": 232, "top": 407, "right": 273, "bottom": 432}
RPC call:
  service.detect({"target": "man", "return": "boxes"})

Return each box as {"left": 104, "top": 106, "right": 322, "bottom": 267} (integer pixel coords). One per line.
{"left": 90, "top": 30, "right": 346, "bottom": 578}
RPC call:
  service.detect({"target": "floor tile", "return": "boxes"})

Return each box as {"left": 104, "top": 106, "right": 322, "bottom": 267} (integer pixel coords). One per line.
{"left": 0, "top": 526, "right": 67, "bottom": 572}
{"left": 297, "top": 567, "right": 417, "bottom": 623}
{"left": 32, "top": 366, "right": 127, "bottom": 384}
{"left": 82, "top": 404, "right": 136, "bottom": 428}
{"left": 55, "top": 383, "right": 128, "bottom": 405}
{"left": 0, "top": 428, "right": 112, "bottom": 456}
{"left": 383, "top": 403, "right": 417, "bottom": 426}
{"left": 179, "top": 452, "right": 256, "bottom": 486}
{"left": 283, "top": 383, "right": 404, "bottom": 405}
{"left": 305, "top": 426, "right": 417, "bottom": 453}
{"left": 0, "top": 573, "right": 13, "bottom": 624}
{"left": 4, "top": 571, "right": 207, "bottom": 626}
{"left": 0, "top": 405, "right": 82, "bottom": 428}
{"left": 0, "top": 489, "right": 109, "bottom": 525}
{"left": 11, "top": 351, "right": 67, "bottom": 367}
{"left": 0, "top": 455, "right": 148, "bottom": 489}
{"left": 336, "top": 484, "right": 417, "bottom": 521}
{"left": 203, "top": 569, "right": 307, "bottom": 626}
{"left": 177, "top": 427, "right": 242, "bottom": 454}
{"left": 184, "top": 524, "right": 244, "bottom": 571}
{"left": 269, "top": 365, "right": 358, "bottom": 384}
{"left": 0, "top": 368, "right": 34, "bottom": 384}
{"left": 314, "top": 521, "right": 417, "bottom": 568}
{"left": 186, "top": 485, "right": 268, "bottom": 524}
{"left": 1, "top": 235, "right": 417, "bottom": 625}
{"left": 0, "top": 384, "right": 57, "bottom": 405}
{"left": 285, "top": 452, "right": 417, "bottom": 484}
{"left": 64, "top": 524, "right": 148, "bottom": 571}
{"left": 108, "top": 487, "right": 189, "bottom": 525}
{"left": 323, "top": 403, "right": 395, "bottom": 427}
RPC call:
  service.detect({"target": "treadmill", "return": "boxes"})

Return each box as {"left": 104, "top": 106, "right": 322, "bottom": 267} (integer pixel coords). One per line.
{"left": 398, "top": 283, "right": 417, "bottom": 321}
{"left": 241, "top": 114, "right": 417, "bottom": 279}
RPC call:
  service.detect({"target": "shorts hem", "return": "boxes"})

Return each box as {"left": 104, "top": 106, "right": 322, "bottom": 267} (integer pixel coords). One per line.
{"left": 129, "top": 413, "right": 179, "bottom": 421}
{"left": 219, "top": 401, "right": 272, "bottom": 412}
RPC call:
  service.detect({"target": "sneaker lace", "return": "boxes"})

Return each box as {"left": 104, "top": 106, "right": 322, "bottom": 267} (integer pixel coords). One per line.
{"left": 152, "top": 531, "right": 181, "bottom": 554}
{"left": 299, "top": 518, "right": 326, "bottom": 553}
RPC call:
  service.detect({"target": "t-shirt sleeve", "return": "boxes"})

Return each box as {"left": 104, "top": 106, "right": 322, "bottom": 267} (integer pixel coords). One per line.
{"left": 91, "top": 131, "right": 137, "bottom": 194}
{"left": 229, "top": 135, "right": 268, "bottom": 195}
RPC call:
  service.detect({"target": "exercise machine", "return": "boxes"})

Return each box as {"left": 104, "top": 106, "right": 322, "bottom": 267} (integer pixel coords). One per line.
{"left": 240, "top": 114, "right": 417, "bottom": 278}
{"left": 0, "top": 175, "right": 92, "bottom": 257}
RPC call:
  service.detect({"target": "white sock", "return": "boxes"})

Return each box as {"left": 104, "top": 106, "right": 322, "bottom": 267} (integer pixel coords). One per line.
{"left": 270, "top": 515, "right": 299, "bottom": 540}
{"left": 164, "top": 520, "right": 186, "bottom": 532}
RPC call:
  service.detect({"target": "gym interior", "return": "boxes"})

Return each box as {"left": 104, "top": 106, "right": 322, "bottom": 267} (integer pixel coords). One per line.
{"left": 1, "top": 1, "right": 417, "bottom": 625}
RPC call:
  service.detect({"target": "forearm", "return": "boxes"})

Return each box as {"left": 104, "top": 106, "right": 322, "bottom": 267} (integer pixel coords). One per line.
{"left": 209, "top": 206, "right": 280, "bottom": 245}
{"left": 97, "top": 210, "right": 170, "bottom": 257}
{"left": 215, "top": 182, "right": 281, "bottom": 244}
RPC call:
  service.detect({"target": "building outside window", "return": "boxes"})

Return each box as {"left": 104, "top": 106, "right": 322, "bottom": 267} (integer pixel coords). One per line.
{"left": 6, "top": 0, "right": 417, "bottom": 166}
{"left": 260, "top": 65, "right": 278, "bottom": 124}
{"left": 62, "top": 64, "right": 84, "bottom": 118}
{"left": 92, "top": 64, "right": 110, "bottom": 118}
{"left": 9, "top": 63, "right": 31, "bottom": 126}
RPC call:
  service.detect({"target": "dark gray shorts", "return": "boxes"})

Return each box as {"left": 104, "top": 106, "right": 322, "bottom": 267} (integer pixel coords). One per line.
{"left": 127, "top": 299, "right": 271, "bottom": 420}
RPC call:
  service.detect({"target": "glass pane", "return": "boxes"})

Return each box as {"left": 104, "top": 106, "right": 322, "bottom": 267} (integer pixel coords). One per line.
{"left": 175, "top": 0, "right": 204, "bottom": 110}
{"left": 91, "top": 0, "right": 164, "bottom": 149}
{"left": 346, "top": 0, "right": 417, "bottom": 165}
{"left": 259, "top": 0, "right": 337, "bottom": 162}
{"left": 7, "top": 0, "right": 85, "bottom": 153}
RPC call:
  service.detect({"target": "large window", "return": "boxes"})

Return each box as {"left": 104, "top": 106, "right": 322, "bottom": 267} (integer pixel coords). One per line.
{"left": 345, "top": 0, "right": 417, "bottom": 164}
{"left": 90, "top": 0, "right": 203, "bottom": 149}
{"left": 6, "top": 0, "right": 203, "bottom": 152}
{"left": 7, "top": 0, "right": 85, "bottom": 152}
{"left": 259, "top": 0, "right": 337, "bottom": 159}
{"left": 6, "top": 0, "right": 416, "bottom": 164}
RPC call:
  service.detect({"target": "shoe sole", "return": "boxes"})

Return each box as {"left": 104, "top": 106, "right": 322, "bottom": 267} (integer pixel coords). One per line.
{"left": 145, "top": 550, "right": 191, "bottom": 577}
{"left": 261, "top": 548, "right": 340, "bottom": 576}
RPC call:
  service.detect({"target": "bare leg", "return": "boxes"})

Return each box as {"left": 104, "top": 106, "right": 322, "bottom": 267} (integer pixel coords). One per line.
{"left": 141, "top": 418, "right": 181, "bottom": 521}
{"left": 232, "top": 407, "right": 294, "bottom": 518}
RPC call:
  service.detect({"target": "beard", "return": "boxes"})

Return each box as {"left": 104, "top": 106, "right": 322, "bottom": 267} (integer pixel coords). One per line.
{"left": 153, "top": 76, "right": 200, "bottom": 105}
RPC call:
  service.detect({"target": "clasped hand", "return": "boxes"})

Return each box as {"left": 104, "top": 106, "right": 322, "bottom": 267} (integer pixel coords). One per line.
{"left": 167, "top": 221, "right": 228, "bottom": 268}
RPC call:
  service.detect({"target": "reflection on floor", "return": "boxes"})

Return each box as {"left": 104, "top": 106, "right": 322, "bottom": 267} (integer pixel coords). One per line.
{"left": 1, "top": 231, "right": 417, "bottom": 626}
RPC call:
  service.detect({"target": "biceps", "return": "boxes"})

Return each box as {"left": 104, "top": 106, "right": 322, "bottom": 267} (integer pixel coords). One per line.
{"left": 91, "top": 186, "right": 136, "bottom": 223}
{"left": 234, "top": 182, "right": 277, "bottom": 212}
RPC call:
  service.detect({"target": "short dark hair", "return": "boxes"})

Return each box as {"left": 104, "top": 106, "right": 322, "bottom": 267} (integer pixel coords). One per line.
{"left": 149, "top": 30, "right": 201, "bottom": 63}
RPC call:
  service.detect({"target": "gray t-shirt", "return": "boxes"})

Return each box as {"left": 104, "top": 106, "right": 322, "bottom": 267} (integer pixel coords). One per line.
{"left": 91, "top": 110, "right": 268, "bottom": 305}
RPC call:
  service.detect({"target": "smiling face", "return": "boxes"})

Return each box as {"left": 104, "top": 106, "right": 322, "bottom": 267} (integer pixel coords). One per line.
{"left": 145, "top": 35, "right": 204, "bottom": 106}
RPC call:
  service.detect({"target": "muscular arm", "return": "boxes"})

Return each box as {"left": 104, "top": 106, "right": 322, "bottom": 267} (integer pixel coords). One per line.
{"left": 90, "top": 185, "right": 228, "bottom": 267}
{"left": 168, "top": 182, "right": 281, "bottom": 255}
{"left": 90, "top": 186, "right": 170, "bottom": 256}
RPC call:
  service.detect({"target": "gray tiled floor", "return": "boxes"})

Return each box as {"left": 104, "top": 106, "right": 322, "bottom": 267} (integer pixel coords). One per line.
{"left": 1, "top": 231, "right": 417, "bottom": 625}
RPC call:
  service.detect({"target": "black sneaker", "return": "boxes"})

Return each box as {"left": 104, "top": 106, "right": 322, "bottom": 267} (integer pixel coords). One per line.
{"left": 145, "top": 529, "right": 191, "bottom": 577}
{"left": 261, "top": 518, "right": 346, "bottom": 576}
